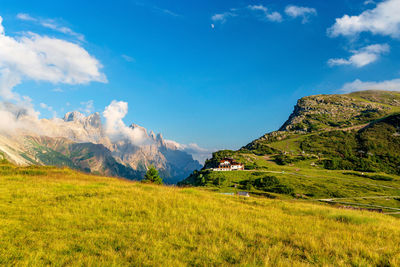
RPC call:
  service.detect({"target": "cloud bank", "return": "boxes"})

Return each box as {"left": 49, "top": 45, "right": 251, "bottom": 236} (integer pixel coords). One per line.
{"left": 103, "top": 100, "right": 152, "bottom": 146}
{"left": 103, "top": 100, "right": 213, "bottom": 163}
{"left": 165, "top": 140, "right": 214, "bottom": 164}
{"left": 0, "top": 101, "right": 40, "bottom": 135}
{"left": 340, "top": 78, "right": 400, "bottom": 92}
{"left": 328, "top": 0, "right": 400, "bottom": 38}
{"left": 0, "top": 16, "right": 106, "bottom": 101}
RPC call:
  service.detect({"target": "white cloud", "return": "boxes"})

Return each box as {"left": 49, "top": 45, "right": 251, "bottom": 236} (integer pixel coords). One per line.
{"left": 340, "top": 78, "right": 400, "bottom": 92}
{"left": 164, "top": 140, "right": 214, "bottom": 164}
{"left": 328, "top": 0, "right": 400, "bottom": 38}
{"left": 41, "top": 21, "right": 85, "bottom": 42}
{"left": 248, "top": 5, "right": 282, "bottom": 22}
{"left": 103, "top": 100, "right": 212, "bottom": 163}
{"left": 0, "top": 16, "right": 106, "bottom": 101}
{"left": 285, "top": 5, "right": 317, "bottom": 23}
{"left": 16, "top": 13, "right": 85, "bottom": 41}
{"left": 212, "top": 5, "right": 282, "bottom": 25}
{"left": 40, "top": 102, "right": 57, "bottom": 117}
{"left": 267, "top": 12, "right": 283, "bottom": 22}
{"left": 16, "top": 13, "right": 36, "bottom": 21}
{"left": 248, "top": 5, "right": 268, "bottom": 13}
{"left": 121, "top": 54, "right": 135, "bottom": 62}
{"left": 364, "top": 0, "right": 376, "bottom": 5}
{"left": 79, "top": 100, "right": 94, "bottom": 114}
{"left": 103, "top": 100, "right": 152, "bottom": 146}
{"left": 39, "top": 102, "right": 48, "bottom": 109}
{"left": 211, "top": 11, "right": 236, "bottom": 24}
{"left": 152, "top": 7, "right": 180, "bottom": 17}
{"left": 0, "top": 101, "right": 40, "bottom": 135}
{"left": 328, "top": 43, "right": 389, "bottom": 67}
{"left": 52, "top": 87, "right": 63, "bottom": 92}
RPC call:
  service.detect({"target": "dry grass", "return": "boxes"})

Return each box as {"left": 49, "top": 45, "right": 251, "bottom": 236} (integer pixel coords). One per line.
{"left": 0, "top": 164, "right": 399, "bottom": 266}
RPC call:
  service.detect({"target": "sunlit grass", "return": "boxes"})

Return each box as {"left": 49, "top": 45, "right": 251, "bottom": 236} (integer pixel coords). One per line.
{"left": 0, "top": 163, "right": 400, "bottom": 266}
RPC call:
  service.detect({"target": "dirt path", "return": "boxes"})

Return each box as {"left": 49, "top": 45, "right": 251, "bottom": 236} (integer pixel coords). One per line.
{"left": 318, "top": 198, "right": 400, "bottom": 213}
{"left": 319, "top": 195, "right": 400, "bottom": 201}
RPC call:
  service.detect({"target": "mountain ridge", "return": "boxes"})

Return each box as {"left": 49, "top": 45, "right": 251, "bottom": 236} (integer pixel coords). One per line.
{"left": 243, "top": 90, "right": 400, "bottom": 152}
{"left": 0, "top": 107, "right": 202, "bottom": 183}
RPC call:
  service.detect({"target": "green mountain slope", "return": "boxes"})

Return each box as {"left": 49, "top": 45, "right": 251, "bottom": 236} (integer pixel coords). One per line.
{"left": 180, "top": 91, "right": 400, "bottom": 211}
{"left": 0, "top": 162, "right": 400, "bottom": 266}
{"left": 24, "top": 136, "right": 142, "bottom": 179}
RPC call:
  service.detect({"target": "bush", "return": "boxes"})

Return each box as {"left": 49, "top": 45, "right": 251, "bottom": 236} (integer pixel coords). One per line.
{"left": 274, "top": 155, "right": 294, "bottom": 165}
{"left": 142, "top": 166, "right": 163, "bottom": 185}
{"left": 240, "top": 176, "right": 294, "bottom": 195}
{"left": 342, "top": 172, "right": 393, "bottom": 181}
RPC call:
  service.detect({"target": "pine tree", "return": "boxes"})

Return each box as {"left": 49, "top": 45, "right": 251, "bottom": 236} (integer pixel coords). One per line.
{"left": 143, "top": 165, "right": 163, "bottom": 184}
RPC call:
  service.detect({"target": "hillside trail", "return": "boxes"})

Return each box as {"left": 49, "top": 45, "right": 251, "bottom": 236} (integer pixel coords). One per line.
{"left": 317, "top": 199, "right": 400, "bottom": 213}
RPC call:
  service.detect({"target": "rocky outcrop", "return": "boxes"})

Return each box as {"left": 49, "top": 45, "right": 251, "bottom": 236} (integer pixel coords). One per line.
{"left": 244, "top": 90, "right": 400, "bottom": 150}
{"left": 279, "top": 93, "right": 392, "bottom": 132}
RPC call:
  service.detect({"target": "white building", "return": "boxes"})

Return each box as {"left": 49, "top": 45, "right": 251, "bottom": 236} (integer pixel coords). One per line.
{"left": 212, "top": 158, "right": 244, "bottom": 171}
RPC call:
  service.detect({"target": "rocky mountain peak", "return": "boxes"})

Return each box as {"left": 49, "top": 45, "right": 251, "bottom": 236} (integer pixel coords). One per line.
{"left": 86, "top": 112, "right": 102, "bottom": 128}
{"left": 277, "top": 91, "right": 398, "bottom": 133}
{"left": 129, "top": 123, "right": 148, "bottom": 137}
{"left": 157, "top": 133, "right": 163, "bottom": 140}
{"left": 63, "top": 111, "right": 85, "bottom": 122}
{"left": 62, "top": 111, "right": 102, "bottom": 130}
{"left": 149, "top": 130, "right": 156, "bottom": 140}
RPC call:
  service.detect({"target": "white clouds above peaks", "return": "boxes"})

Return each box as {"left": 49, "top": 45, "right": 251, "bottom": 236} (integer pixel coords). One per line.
{"left": 285, "top": 5, "right": 317, "bottom": 23}
{"left": 328, "top": 43, "right": 389, "bottom": 67}
{"left": 164, "top": 140, "right": 215, "bottom": 164}
{"left": 0, "top": 16, "right": 106, "bottom": 101}
{"left": 103, "top": 100, "right": 214, "bottom": 163}
{"left": 103, "top": 100, "right": 152, "bottom": 146}
{"left": 328, "top": 0, "right": 400, "bottom": 38}
{"left": 0, "top": 100, "right": 41, "bottom": 135}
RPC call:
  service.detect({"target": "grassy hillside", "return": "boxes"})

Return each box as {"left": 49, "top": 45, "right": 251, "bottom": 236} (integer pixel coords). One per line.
{"left": 180, "top": 159, "right": 400, "bottom": 212}
{"left": 180, "top": 91, "right": 400, "bottom": 212}
{"left": 1, "top": 163, "right": 400, "bottom": 266}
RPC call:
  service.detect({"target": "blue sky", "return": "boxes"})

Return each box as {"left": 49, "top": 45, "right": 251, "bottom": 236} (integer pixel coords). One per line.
{"left": 1, "top": 0, "right": 400, "bottom": 151}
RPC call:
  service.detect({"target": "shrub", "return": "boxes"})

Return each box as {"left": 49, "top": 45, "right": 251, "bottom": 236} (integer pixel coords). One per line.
{"left": 240, "top": 176, "right": 294, "bottom": 195}
{"left": 142, "top": 166, "right": 163, "bottom": 185}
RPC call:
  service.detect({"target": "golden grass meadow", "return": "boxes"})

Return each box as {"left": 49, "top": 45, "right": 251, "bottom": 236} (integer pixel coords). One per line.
{"left": 0, "top": 163, "right": 400, "bottom": 266}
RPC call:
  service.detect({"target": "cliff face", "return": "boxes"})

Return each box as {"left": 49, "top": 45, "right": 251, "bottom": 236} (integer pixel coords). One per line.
{"left": 0, "top": 109, "right": 202, "bottom": 183}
